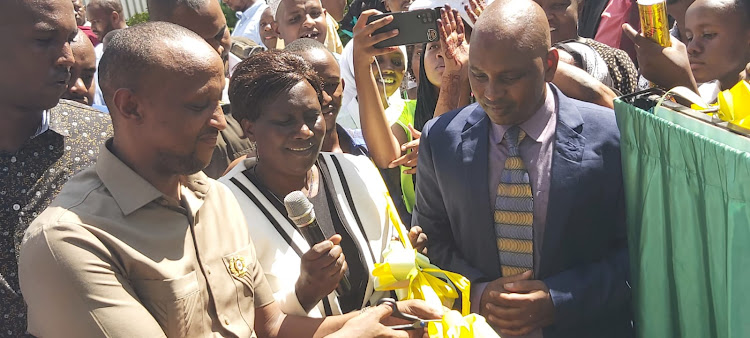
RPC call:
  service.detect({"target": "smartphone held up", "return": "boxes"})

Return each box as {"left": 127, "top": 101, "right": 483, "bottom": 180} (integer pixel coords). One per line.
{"left": 366, "top": 8, "right": 441, "bottom": 48}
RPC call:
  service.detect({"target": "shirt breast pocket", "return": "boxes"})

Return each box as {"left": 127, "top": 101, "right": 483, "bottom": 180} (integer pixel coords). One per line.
{"left": 131, "top": 270, "right": 203, "bottom": 337}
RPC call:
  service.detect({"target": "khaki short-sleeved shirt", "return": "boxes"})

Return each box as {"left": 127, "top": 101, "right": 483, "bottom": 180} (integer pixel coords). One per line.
{"left": 19, "top": 140, "right": 275, "bottom": 338}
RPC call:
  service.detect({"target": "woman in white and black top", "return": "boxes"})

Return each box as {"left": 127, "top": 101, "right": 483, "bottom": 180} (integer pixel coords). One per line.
{"left": 219, "top": 50, "right": 411, "bottom": 317}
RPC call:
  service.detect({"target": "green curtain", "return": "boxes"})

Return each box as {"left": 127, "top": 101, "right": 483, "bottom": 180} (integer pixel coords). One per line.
{"left": 614, "top": 99, "right": 750, "bottom": 338}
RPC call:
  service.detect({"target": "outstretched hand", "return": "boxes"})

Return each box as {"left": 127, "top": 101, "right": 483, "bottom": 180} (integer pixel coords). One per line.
{"left": 389, "top": 125, "right": 422, "bottom": 174}
{"left": 438, "top": 5, "right": 469, "bottom": 74}
{"left": 464, "top": 0, "right": 485, "bottom": 25}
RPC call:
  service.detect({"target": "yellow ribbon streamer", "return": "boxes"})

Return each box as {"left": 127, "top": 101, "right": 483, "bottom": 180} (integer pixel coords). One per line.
{"left": 427, "top": 310, "right": 500, "bottom": 338}
{"left": 373, "top": 193, "right": 472, "bottom": 315}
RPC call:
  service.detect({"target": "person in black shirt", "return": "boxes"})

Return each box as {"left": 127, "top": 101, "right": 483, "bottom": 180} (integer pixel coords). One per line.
{"left": 0, "top": 0, "right": 112, "bottom": 335}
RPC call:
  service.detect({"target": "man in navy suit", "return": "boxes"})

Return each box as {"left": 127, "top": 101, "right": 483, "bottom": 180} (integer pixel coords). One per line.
{"left": 412, "top": 0, "right": 633, "bottom": 336}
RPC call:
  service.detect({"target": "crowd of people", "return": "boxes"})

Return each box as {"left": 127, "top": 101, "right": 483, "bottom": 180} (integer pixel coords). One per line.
{"left": 0, "top": 0, "right": 749, "bottom": 336}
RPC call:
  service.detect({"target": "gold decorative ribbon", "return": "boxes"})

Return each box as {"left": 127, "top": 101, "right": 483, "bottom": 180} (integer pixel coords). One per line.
{"left": 373, "top": 193, "right": 471, "bottom": 315}
{"left": 691, "top": 80, "right": 750, "bottom": 128}
{"left": 427, "top": 311, "right": 500, "bottom": 338}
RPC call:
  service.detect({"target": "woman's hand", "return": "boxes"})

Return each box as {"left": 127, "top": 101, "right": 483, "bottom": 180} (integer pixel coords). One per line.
{"left": 389, "top": 125, "right": 421, "bottom": 174}
{"left": 296, "top": 234, "right": 348, "bottom": 312}
{"left": 352, "top": 10, "right": 401, "bottom": 69}
{"left": 464, "top": 0, "right": 485, "bottom": 25}
{"left": 438, "top": 6, "right": 469, "bottom": 75}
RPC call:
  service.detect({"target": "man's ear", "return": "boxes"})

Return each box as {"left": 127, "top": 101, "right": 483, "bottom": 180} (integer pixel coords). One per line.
{"left": 545, "top": 48, "right": 560, "bottom": 82}
{"left": 111, "top": 11, "right": 120, "bottom": 24}
{"left": 240, "top": 118, "right": 257, "bottom": 142}
{"left": 112, "top": 88, "right": 143, "bottom": 124}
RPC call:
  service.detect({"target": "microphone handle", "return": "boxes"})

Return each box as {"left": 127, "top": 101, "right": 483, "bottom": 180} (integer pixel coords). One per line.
{"left": 298, "top": 222, "right": 352, "bottom": 296}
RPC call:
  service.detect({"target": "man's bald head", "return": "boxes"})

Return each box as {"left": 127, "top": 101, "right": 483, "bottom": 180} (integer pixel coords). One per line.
{"left": 469, "top": 0, "right": 558, "bottom": 125}
{"left": 474, "top": 0, "right": 551, "bottom": 57}
{"left": 63, "top": 29, "right": 97, "bottom": 105}
{"left": 148, "top": 0, "right": 211, "bottom": 21}
{"left": 98, "top": 21, "right": 221, "bottom": 108}
{"left": 148, "top": 0, "right": 231, "bottom": 61}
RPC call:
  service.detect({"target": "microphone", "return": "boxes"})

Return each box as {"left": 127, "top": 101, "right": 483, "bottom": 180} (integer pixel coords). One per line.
{"left": 284, "top": 191, "right": 352, "bottom": 296}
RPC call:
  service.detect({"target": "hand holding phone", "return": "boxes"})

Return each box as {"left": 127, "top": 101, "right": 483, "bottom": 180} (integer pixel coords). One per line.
{"left": 351, "top": 10, "right": 402, "bottom": 67}
{"left": 366, "top": 8, "right": 440, "bottom": 48}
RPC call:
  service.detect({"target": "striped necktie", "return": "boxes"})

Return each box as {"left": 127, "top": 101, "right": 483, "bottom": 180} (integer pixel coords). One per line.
{"left": 494, "top": 125, "right": 534, "bottom": 277}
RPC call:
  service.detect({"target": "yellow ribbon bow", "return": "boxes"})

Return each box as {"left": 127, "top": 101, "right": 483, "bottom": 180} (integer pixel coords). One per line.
{"left": 373, "top": 193, "right": 472, "bottom": 315}
{"left": 691, "top": 80, "right": 750, "bottom": 128}
{"left": 427, "top": 310, "right": 501, "bottom": 338}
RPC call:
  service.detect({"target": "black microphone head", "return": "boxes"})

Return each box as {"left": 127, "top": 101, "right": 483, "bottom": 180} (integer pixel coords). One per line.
{"left": 283, "top": 191, "right": 315, "bottom": 227}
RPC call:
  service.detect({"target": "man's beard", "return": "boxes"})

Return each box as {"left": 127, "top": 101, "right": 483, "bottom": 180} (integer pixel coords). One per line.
{"left": 156, "top": 149, "right": 208, "bottom": 176}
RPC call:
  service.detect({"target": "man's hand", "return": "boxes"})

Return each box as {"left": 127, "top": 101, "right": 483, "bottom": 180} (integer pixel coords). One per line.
{"left": 622, "top": 23, "right": 699, "bottom": 93}
{"left": 352, "top": 10, "right": 401, "bottom": 68}
{"left": 407, "top": 226, "right": 428, "bottom": 255}
{"left": 480, "top": 271, "right": 556, "bottom": 336}
{"left": 464, "top": 0, "right": 486, "bottom": 25}
{"left": 742, "top": 62, "right": 750, "bottom": 82}
{"left": 325, "top": 304, "right": 409, "bottom": 338}
{"left": 296, "top": 235, "right": 348, "bottom": 312}
{"left": 393, "top": 299, "right": 444, "bottom": 323}
{"left": 389, "top": 125, "right": 421, "bottom": 174}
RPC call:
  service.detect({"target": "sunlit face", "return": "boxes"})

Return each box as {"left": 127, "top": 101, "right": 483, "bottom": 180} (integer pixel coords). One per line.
{"left": 0, "top": 0, "right": 77, "bottom": 111}
{"left": 134, "top": 45, "right": 227, "bottom": 175}
{"left": 62, "top": 31, "right": 97, "bottom": 105}
{"left": 260, "top": 7, "right": 279, "bottom": 49}
{"left": 72, "top": 0, "right": 86, "bottom": 26}
{"left": 469, "top": 30, "right": 557, "bottom": 125}
{"left": 171, "top": 1, "right": 231, "bottom": 62}
{"left": 535, "top": 0, "right": 578, "bottom": 44}
{"left": 276, "top": 0, "right": 328, "bottom": 45}
{"left": 245, "top": 80, "right": 325, "bottom": 178}
{"left": 408, "top": 43, "right": 423, "bottom": 84}
{"left": 87, "top": 5, "right": 115, "bottom": 39}
{"left": 422, "top": 41, "right": 444, "bottom": 87}
{"left": 303, "top": 49, "right": 342, "bottom": 132}
{"left": 685, "top": 2, "right": 750, "bottom": 87}
{"left": 371, "top": 49, "right": 406, "bottom": 98}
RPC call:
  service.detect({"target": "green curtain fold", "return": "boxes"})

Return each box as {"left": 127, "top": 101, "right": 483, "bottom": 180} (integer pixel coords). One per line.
{"left": 614, "top": 99, "right": 750, "bottom": 338}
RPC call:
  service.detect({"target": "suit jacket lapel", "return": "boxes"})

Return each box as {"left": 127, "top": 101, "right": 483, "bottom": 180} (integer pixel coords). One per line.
{"left": 539, "top": 86, "right": 586, "bottom": 278}
{"left": 460, "top": 105, "right": 501, "bottom": 276}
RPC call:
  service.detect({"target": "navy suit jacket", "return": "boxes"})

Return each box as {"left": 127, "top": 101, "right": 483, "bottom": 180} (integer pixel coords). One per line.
{"left": 412, "top": 86, "right": 633, "bottom": 337}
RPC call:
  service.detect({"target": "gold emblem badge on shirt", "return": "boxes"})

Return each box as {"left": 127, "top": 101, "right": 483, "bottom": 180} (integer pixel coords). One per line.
{"left": 228, "top": 257, "right": 247, "bottom": 278}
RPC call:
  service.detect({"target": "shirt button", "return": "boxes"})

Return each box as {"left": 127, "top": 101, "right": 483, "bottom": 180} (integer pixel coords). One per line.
{"left": 223, "top": 316, "right": 230, "bottom": 325}
{"left": 206, "top": 267, "right": 212, "bottom": 275}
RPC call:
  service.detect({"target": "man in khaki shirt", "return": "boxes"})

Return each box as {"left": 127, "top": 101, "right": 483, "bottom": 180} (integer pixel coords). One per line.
{"left": 19, "top": 21, "right": 438, "bottom": 337}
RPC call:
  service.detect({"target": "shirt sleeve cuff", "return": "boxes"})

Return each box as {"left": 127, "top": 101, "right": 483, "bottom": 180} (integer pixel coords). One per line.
{"left": 275, "top": 288, "right": 309, "bottom": 316}
{"left": 470, "top": 282, "right": 489, "bottom": 314}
